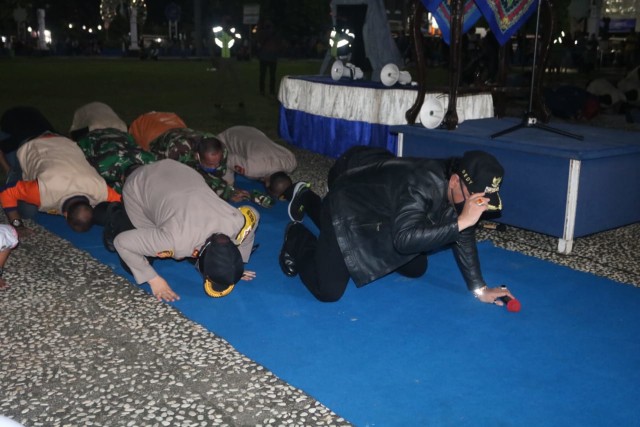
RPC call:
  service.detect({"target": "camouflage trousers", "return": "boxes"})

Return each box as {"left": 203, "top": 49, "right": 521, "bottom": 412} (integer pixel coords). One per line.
{"left": 77, "top": 128, "right": 157, "bottom": 193}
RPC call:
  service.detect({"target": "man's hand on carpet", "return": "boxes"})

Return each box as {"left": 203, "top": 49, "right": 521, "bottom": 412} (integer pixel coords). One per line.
{"left": 230, "top": 189, "right": 251, "bottom": 202}
{"left": 476, "top": 286, "right": 515, "bottom": 306}
{"left": 148, "top": 276, "right": 180, "bottom": 302}
{"left": 241, "top": 270, "right": 256, "bottom": 281}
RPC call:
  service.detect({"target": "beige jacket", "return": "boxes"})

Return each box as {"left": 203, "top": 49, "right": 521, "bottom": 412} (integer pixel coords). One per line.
{"left": 217, "top": 126, "right": 297, "bottom": 184}
{"left": 17, "top": 135, "right": 109, "bottom": 213}
{"left": 69, "top": 102, "right": 127, "bottom": 133}
{"left": 114, "top": 159, "right": 259, "bottom": 284}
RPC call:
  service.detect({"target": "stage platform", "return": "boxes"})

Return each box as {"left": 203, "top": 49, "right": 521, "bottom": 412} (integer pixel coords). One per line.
{"left": 278, "top": 75, "right": 494, "bottom": 158}
{"left": 393, "top": 118, "right": 640, "bottom": 254}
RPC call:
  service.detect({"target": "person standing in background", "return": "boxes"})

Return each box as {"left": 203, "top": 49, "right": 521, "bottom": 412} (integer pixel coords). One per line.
{"left": 211, "top": 15, "right": 245, "bottom": 109}
{"left": 256, "top": 20, "right": 280, "bottom": 97}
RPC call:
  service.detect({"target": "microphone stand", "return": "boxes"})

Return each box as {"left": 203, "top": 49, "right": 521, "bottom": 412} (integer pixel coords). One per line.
{"left": 490, "top": 0, "right": 583, "bottom": 141}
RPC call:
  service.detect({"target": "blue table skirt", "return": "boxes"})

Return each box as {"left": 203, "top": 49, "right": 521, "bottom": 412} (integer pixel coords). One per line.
{"left": 278, "top": 105, "right": 397, "bottom": 158}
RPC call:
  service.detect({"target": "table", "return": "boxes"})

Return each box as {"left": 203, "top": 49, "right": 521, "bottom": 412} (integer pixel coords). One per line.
{"left": 278, "top": 75, "right": 494, "bottom": 158}
{"left": 393, "top": 119, "right": 640, "bottom": 254}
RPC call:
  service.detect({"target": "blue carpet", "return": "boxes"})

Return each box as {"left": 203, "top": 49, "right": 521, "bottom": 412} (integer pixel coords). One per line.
{"left": 36, "top": 180, "right": 640, "bottom": 427}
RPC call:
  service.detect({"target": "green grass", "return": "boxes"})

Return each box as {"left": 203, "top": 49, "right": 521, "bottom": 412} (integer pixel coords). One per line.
{"left": 0, "top": 57, "right": 322, "bottom": 139}
{"left": 1, "top": 55, "right": 606, "bottom": 141}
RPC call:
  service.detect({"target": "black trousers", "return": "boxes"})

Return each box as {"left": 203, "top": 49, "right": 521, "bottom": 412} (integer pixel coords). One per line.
{"left": 95, "top": 201, "right": 139, "bottom": 274}
{"left": 283, "top": 183, "right": 323, "bottom": 230}
{"left": 291, "top": 198, "right": 428, "bottom": 302}
{"left": 292, "top": 201, "right": 350, "bottom": 302}
{"left": 94, "top": 201, "right": 134, "bottom": 235}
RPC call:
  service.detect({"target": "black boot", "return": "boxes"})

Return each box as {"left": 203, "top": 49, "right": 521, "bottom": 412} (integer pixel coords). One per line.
{"left": 279, "top": 222, "right": 300, "bottom": 277}
{"left": 279, "top": 221, "right": 316, "bottom": 277}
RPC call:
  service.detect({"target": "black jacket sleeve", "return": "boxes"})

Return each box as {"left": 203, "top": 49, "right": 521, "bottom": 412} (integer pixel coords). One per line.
{"left": 452, "top": 226, "right": 486, "bottom": 291}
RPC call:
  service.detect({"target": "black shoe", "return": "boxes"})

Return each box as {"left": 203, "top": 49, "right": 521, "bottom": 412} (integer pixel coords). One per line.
{"left": 287, "top": 182, "right": 310, "bottom": 222}
{"left": 103, "top": 232, "right": 117, "bottom": 253}
{"left": 102, "top": 203, "right": 120, "bottom": 252}
{"left": 279, "top": 222, "right": 298, "bottom": 277}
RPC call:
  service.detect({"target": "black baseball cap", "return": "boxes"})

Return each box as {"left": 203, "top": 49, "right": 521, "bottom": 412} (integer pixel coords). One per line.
{"left": 197, "top": 233, "right": 244, "bottom": 298}
{"left": 457, "top": 151, "right": 504, "bottom": 211}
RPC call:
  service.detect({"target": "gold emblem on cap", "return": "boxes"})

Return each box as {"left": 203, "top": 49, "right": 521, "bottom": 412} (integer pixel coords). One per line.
{"left": 482, "top": 177, "right": 503, "bottom": 211}
{"left": 204, "top": 278, "right": 235, "bottom": 298}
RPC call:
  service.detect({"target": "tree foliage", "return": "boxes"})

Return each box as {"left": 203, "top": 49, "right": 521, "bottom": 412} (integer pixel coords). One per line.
{"left": 197, "top": 0, "right": 331, "bottom": 38}
{"left": 0, "top": 0, "right": 102, "bottom": 34}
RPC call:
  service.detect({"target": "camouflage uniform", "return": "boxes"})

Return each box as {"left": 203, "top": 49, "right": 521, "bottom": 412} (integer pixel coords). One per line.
{"left": 77, "top": 128, "right": 157, "bottom": 194}
{"left": 148, "top": 128, "right": 235, "bottom": 201}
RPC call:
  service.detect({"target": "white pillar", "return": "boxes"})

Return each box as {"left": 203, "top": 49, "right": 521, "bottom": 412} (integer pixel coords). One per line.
{"left": 37, "top": 8, "right": 48, "bottom": 50}
{"left": 129, "top": 6, "right": 140, "bottom": 50}
{"left": 586, "top": 0, "right": 602, "bottom": 36}
{"left": 169, "top": 21, "right": 178, "bottom": 39}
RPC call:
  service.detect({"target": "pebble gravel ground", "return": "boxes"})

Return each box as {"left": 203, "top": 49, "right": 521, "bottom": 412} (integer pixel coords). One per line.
{"left": 0, "top": 222, "right": 351, "bottom": 426}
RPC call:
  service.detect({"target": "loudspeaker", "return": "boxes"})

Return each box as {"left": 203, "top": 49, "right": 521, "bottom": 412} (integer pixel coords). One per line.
{"left": 380, "top": 63, "right": 412, "bottom": 86}
{"left": 331, "top": 60, "right": 363, "bottom": 81}
{"left": 345, "top": 63, "right": 364, "bottom": 80}
{"left": 331, "top": 59, "right": 346, "bottom": 80}
{"left": 419, "top": 97, "right": 445, "bottom": 129}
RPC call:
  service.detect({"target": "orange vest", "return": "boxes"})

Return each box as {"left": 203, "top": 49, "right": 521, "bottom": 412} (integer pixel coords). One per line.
{"left": 129, "top": 112, "right": 187, "bottom": 151}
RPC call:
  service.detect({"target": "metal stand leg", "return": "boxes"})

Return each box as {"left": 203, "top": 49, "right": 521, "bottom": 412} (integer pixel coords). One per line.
{"left": 490, "top": 0, "right": 583, "bottom": 141}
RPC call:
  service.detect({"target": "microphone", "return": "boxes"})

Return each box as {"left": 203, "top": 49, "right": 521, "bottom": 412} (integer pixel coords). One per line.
{"left": 499, "top": 295, "right": 521, "bottom": 312}
{"left": 499, "top": 286, "right": 521, "bottom": 312}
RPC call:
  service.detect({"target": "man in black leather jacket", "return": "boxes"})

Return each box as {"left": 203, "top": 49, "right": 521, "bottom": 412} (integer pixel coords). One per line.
{"left": 279, "top": 147, "right": 516, "bottom": 305}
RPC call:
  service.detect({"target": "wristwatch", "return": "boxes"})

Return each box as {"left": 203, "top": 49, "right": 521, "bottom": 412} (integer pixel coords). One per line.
{"left": 0, "top": 267, "right": 4, "bottom": 277}
{"left": 473, "top": 285, "right": 488, "bottom": 299}
{"left": 11, "top": 218, "right": 24, "bottom": 228}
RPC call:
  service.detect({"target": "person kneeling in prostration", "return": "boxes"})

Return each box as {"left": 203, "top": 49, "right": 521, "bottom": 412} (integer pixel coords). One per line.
{"left": 278, "top": 148, "right": 516, "bottom": 305}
